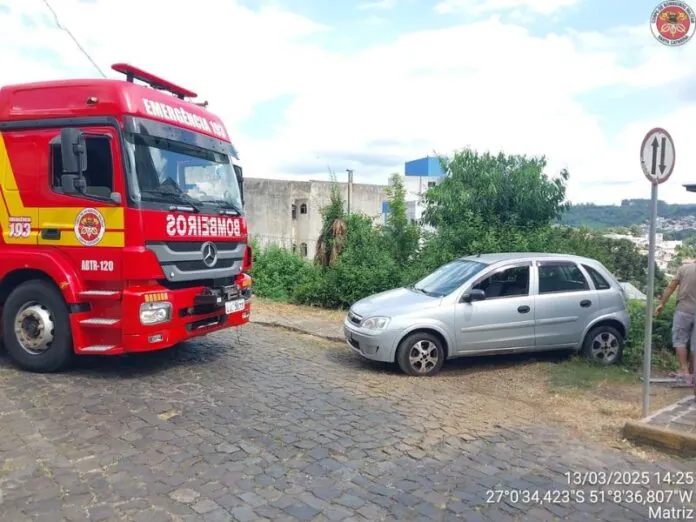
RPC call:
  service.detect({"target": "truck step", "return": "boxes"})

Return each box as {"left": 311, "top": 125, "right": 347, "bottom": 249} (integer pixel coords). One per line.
{"left": 79, "top": 290, "right": 121, "bottom": 300}
{"left": 81, "top": 345, "right": 119, "bottom": 353}
{"left": 80, "top": 318, "right": 121, "bottom": 327}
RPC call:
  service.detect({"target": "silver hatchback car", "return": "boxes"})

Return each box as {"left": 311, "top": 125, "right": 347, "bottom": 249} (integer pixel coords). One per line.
{"left": 344, "top": 253, "right": 630, "bottom": 376}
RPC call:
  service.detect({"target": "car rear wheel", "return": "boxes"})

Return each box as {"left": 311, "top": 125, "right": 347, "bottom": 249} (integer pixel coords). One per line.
{"left": 2, "top": 280, "right": 74, "bottom": 373}
{"left": 396, "top": 332, "right": 445, "bottom": 376}
{"left": 581, "top": 325, "right": 623, "bottom": 365}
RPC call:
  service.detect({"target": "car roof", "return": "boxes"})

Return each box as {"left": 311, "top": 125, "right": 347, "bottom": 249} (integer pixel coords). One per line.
{"left": 460, "top": 252, "right": 601, "bottom": 265}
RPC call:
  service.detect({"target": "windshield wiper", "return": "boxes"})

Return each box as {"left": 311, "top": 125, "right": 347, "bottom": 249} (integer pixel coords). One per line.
{"left": 140, "top": 190, "right": 201, "bottom": 213}
{"left": 410, "top": 285, "right": 440, "bottom": 297}
{"left": 199, "top": 199, "right": 243, "bottom": 216}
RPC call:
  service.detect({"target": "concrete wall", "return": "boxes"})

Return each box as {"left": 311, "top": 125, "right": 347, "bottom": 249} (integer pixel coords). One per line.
{"left": 244, "top": 178, "right": 388, "bottom": 260}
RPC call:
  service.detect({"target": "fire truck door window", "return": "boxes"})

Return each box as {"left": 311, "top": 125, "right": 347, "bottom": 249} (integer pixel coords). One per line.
{"left": 51, "top": 136, "right": 114, "bottom": 199}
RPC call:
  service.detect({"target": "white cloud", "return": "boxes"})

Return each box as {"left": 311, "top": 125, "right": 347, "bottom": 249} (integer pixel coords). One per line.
{"left": 358, "top": 0, "right": 398, "bottom": 10}
{"left": 435, "top": 0, "right": 579, "bottom": 16}
{"left": 1, "top": 0, "right": 695, "bottom": 205}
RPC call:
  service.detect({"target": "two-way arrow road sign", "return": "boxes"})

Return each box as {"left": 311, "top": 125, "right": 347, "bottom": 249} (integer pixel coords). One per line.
{"left": 640, "top": 127, "right": 675, "bottom": 185}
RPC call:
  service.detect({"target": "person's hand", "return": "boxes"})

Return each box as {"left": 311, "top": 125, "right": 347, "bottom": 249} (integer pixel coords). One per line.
{"left": 655, "top": 303, "right": 664, "bottom": 316}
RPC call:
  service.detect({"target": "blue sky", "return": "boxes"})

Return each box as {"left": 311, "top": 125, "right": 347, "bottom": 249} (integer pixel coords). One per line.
{"left": 1, "top": 0, "right": 695, "bottom": 204}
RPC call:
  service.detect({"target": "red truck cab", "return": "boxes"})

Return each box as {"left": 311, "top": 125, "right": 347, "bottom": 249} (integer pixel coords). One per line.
{"left": 0, "top": 63, "right": 252, "bottom": 372}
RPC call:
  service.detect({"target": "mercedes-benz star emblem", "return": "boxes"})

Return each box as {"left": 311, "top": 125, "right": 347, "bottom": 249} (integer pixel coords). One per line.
{"left": 201, "top": 241, "right": 218, "bottom": 268}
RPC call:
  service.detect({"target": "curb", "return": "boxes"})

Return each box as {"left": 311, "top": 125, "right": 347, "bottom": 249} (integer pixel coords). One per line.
{"left": 622, "top": 398, "right": 696, "bottom": 456}
{"left": 251, "top": 320, "right": 344, "bottom": 343}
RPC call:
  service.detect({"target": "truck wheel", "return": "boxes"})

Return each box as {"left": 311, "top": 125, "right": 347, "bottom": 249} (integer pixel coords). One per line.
{"left": 395, "top": 332, "right": 445, "bottom": 376}
{"left": 2, "top": 280, "right": 73, "bottom": 373}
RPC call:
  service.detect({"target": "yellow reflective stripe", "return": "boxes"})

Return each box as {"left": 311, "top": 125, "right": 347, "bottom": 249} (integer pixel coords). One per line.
{"left": 0, "top": 134, "right": 125, "bottom": 247}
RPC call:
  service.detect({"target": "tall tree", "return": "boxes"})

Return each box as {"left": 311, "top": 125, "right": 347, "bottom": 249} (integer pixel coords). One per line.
{"left": 314, "top": 171, "right": 347, "bottom": 267}
{"left": 383, "top": 173, "right": 420, "bottom": 266}
{"left": 422, "top": 148, "right": 569, "bottom": 230}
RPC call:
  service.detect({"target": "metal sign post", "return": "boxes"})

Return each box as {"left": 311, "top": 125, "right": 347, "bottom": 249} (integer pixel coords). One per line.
{"left": 640, "top": 127, "right": 675, "bottom": 417}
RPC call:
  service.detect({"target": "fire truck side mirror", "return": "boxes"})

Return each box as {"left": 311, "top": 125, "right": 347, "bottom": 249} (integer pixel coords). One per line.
{"left": 60, "top": 128, "right": 88, "bottom": 176}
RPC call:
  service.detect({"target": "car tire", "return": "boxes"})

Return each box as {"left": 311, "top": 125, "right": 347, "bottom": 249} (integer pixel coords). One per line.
{"left": 581, "top": 325, "right": 624, "bottom": 365}
{"left": 2, "top": 280, "right": 74, "bottom": 373}
{"left": 396, "top": 332, "right": 445, "bottom": 376}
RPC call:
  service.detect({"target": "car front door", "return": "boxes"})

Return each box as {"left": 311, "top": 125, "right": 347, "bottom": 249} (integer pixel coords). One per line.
{"left": 533, "top": 259, "right": 599, "bottom": 349}
{"left": 454, "top": 261, "right": 536, "bottom": 353}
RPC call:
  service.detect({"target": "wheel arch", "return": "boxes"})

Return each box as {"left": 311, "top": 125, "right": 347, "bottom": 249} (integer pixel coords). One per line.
{"left": 0, "top": 251, "right": 84, "bottom": 306}
{"left": 582, "top": 318, "right": 627, "bottom": 345}
{"left": 0, "top": 269, "right": 65, "bottom": 306}
{"left": 396, "top": 326, "right": 452, "bottom": 361}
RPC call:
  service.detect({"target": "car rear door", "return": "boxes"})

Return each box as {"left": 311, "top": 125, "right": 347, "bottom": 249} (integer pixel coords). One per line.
{"left": 533, "top": 259, "right": 599, "bottom": 349}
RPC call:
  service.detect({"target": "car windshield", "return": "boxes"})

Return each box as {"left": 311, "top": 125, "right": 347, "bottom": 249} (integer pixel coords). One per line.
{"left": 411, "top": 259, "right": 487, "bottom": 297}
{"left": 126, "top": 132, "right": 243, "bottom": 212}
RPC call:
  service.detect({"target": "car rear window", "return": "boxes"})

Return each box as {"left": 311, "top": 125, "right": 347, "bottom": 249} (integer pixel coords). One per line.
{"left": 582, "top": 264, "right": 611, "bottom": 290}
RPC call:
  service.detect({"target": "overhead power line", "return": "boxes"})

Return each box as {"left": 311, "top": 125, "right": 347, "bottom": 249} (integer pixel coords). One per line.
{"left": 41, "top": 0, "right": 106, "bottom": 78}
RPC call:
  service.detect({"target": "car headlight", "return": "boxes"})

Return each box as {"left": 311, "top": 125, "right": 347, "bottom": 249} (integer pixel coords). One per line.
{"left": 140, "top": 302, "right": 172, "bottom": 325}
{"left": 362, "top": 316, "right": 390, "bottom": 330}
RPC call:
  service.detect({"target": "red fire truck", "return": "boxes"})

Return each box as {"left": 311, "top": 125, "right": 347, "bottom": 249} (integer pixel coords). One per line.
{"left": 0, "top": 63, "right": 252, "bottom": 373}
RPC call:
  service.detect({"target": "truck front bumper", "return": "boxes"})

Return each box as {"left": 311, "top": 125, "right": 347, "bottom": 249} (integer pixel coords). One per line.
{"left": 121, "top": 284, "right": 252, "bottom": 353}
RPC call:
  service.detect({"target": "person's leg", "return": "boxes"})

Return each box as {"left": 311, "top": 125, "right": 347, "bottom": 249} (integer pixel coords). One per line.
{"left": 672, "top": 311, "right": 692, "bottom": 378}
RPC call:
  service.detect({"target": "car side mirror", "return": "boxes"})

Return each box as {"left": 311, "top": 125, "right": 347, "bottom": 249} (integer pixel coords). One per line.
{"left": 461, "top": 289, "right": 486, "bottom": 303}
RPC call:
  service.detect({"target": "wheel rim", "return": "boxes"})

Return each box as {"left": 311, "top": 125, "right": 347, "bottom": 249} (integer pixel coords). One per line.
{"left": 14, "top": 302, "right": 55, "bottom": 355}
{"left": 590, "top": 332, "right": 619, "bottom": 363}
{"left": 408, "top": 340, "right": 439, "bottom": 373}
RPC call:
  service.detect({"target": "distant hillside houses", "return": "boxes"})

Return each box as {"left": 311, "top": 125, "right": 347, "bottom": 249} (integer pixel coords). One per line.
{"left": 603, "top": 232, "right": 680, "bottom": 272}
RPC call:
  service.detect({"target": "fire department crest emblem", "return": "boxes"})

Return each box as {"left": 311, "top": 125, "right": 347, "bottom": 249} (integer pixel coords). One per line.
{"left": 651, "top": 1, "right": 695, "bottom": 46}
{"left": 75, "top": 208, "right": 105, "bottom": 246}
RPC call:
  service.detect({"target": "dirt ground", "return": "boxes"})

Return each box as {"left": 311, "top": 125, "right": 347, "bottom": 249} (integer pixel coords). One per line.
{"left": 254, "top": 298, "right": 691, "bottom": 460}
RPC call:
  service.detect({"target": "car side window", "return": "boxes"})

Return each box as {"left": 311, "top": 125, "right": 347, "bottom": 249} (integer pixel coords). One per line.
{"left": 538, "top": 261, "right": 590, "bottom": 294}
{"left": 50, "top": 135, "right": 114, "bottom": 199}
{"left": 472, "top": 265, "right": 530, "bottom": 299}
{"left": 582, "top": 264, "right": 610, "bottom": 290}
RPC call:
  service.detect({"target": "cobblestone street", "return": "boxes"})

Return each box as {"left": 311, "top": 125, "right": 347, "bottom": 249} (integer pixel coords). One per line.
{"left": 0, "top": 323, "right": 694, "bottom": 521}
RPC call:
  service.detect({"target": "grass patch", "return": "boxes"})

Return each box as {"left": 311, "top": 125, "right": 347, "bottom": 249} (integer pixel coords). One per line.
{"left": 548, "top": 357, "right": 638, "bottom": 390}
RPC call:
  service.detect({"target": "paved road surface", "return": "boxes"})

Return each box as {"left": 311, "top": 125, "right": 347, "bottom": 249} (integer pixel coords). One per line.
{"left": 0, "top": 324, "right": 693, "bottom": 521}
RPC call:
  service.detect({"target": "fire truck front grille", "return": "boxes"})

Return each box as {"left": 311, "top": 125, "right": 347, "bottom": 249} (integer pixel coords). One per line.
{"left": 146, "top": 241, "right": 245, "bottom": 283}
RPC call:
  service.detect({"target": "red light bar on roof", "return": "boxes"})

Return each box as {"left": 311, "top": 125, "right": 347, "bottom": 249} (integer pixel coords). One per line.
{"left": 111, "top": 63, "right": 198, "bottom": 100}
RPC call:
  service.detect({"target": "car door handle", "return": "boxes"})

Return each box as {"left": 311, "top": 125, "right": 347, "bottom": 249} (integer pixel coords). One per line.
{"left": 41, "top": 228, "right": 61, "bottom": 240}
{"left": 517, "top": 305, "right": 530, "bottom": 314}
{"left": 580, "top": 299, "right": 592, "bottom": 308}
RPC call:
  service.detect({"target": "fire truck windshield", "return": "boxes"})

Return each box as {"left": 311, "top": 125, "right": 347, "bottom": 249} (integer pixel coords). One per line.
{"left": 126, "top": 132, "right": 243, "bottom": 213}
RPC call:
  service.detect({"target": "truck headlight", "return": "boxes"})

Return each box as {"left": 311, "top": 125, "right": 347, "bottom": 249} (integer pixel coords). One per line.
{"left": 362, "top": 316, "right": 390, "bottom": 330}
{"left": 140, "top": 302, "right": 172, "bottom": 325}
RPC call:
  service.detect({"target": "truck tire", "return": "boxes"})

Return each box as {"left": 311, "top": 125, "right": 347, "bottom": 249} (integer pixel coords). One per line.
{"left": 2, "top": 280, "right": 73, "bottom": 373}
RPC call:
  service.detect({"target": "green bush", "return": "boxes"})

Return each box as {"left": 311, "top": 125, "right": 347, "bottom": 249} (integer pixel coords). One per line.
{"left": 249, "top": 242, "right": 317, "bottom": 301}
{"left": 623, "top": 298, "right": 678, "bottom": 371}
{"left": 293, "top": 214, "right": 403, "bottom": 309}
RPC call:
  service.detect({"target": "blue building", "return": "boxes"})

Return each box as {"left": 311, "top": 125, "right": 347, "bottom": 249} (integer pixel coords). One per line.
{"left": 381, "top": 155, "right": 446, "bottom": 226}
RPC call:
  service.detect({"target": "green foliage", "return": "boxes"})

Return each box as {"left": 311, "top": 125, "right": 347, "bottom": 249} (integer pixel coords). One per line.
{"left": 248, "top": 242, "right": 315, "bottom": 301}
{"left": 383, "top": 173, "right": 420, "bottom": 266}
{"left": 623, "top": 299, "right": 679, "bottom": 372}
{"left": 423, "top": 149, "right": 569, "bottom": 230}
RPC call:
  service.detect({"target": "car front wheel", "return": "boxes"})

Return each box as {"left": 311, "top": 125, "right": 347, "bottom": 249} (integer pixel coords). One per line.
{"left": 396, "top": 332, "right": 445, "bottom": 376}
{"left": 581, "top": 325, "right": 624, "bottom": 365}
